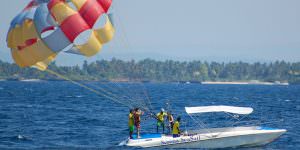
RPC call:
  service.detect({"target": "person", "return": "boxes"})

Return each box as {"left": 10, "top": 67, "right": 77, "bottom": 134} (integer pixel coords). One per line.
{"left": 134, "top": 108, "right": 143, "bottom": 138}
{"left": 167, "top": 111, "right": 174, "bottom": 134}
{"left": 172, "top": 117, "right": 181, "bottom": 138}
{"left": 128, "top": 109, "right": 135, "bottom": 139}
{"left": 156, "top": 108, "right": 167, "bottom": 133}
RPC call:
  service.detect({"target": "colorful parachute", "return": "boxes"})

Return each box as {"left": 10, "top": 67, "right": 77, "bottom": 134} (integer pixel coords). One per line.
{"left": 7, "top": 0, "right": 115, "bottom": 70}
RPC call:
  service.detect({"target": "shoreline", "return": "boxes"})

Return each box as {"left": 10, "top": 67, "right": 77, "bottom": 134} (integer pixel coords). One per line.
{"left": 201, "top": 81, "right": 289, "bottom": 86}
{"left": 0, "top": 79, "right": 290, "bottom": 85}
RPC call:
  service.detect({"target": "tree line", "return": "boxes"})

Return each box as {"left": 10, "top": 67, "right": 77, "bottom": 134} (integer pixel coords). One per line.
{"left": 0, "top": 59, "right": 300, "bottom": 84}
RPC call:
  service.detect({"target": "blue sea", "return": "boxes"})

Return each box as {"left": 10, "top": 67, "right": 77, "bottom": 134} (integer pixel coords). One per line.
{"left": 0, "top": 81, "right": 299, "bottom": 149}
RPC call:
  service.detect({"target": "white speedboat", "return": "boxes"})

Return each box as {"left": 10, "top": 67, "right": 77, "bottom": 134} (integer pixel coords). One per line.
{"left": 123, "top": 106, "right": 286, "bottom": 148}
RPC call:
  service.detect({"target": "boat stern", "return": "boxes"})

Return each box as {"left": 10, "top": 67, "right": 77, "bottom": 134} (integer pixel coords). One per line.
{"left": 125, "top": 133, "right": 163, "bottom": 148}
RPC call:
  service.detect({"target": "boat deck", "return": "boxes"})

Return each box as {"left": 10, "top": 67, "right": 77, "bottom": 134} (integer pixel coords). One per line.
{"left": 131, "top": 133, "right": 162, "bottom": 140}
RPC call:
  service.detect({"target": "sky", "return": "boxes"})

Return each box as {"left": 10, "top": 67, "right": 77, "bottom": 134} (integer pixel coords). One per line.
{"left": 1, "top": 0, "right": 300, "bottom": 66}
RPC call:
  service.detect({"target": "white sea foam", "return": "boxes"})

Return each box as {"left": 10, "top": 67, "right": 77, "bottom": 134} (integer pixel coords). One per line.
{"left": 17, "top": 135, "right": 24, "bottom": 139}
{"left": 118, "top": 139, "right": 128, "bottom": 146}
{"left": 65, "top": 95, "right": 84, "bottom": 98}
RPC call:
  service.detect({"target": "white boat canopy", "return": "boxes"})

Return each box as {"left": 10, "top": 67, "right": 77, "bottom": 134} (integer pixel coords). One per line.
{"left": 185, "top": 106, "right": 253, "bottom": 115}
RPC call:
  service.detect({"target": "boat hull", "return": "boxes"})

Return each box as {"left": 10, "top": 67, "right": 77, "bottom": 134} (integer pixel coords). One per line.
{"left": 125, "top": 126, "right": 286, "bottom": 148}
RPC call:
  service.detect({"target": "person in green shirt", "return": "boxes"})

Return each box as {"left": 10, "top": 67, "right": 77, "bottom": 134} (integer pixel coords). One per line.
{"left": 156, "top": 108, "right": 167, "bottom": 133}
{"left": 172, "top": 117, "right": 181, "bottom": 138}
{"left": 128, "top": 109, "right": 135, "bottom": 139}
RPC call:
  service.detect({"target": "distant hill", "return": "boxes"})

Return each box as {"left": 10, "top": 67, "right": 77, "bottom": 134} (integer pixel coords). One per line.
{"left": 0, "top": 59, "right": 299, "bottom": 84}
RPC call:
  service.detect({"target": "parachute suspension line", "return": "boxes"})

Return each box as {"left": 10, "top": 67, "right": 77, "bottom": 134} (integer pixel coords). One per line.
{"left": 112, "top": 5, "right": 154, "bottom": 113}
{"left": 76, "top": 80, "right": 138, "bottom": 108}
{"left": 45, "top": 69, "right": 132, "bottom": 108}
{"left": 87, "top": 82, "right": 150, "bottom": 112}
{"left": 46, "top": 68, "right": 146, "bottom": 111}
{"left": 46, "top": 72, "right": 146, "bottom": 109}
{"left": 141, "top": 84, "right": 154, "bottom": 112}
{"left": 108, "top": 82, "right": 151, "bottom": 111}
{"left": 83, "top": 3, "right": 151, "bottom": 111}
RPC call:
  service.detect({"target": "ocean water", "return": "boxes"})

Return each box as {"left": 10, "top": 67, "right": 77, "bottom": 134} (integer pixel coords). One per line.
{"left": 0, "top": 81, "right": 299, "bottom": 150}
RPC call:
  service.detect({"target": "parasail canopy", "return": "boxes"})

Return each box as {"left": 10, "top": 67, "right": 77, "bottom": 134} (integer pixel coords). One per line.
{"left": 185, "top": 106, "right": 253, "bottom": 115}
{"left": 7, "top": 0, "right": 115, "bottom": 70}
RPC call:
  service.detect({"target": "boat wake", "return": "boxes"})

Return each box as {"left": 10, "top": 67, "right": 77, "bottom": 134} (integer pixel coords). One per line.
{"left": 118, "top": 139, "right": 128, "bottom": 146}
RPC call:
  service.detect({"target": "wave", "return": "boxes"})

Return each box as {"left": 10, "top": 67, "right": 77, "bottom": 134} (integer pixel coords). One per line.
{"left": 0, "top": 135, "right": 33, "bottom": 142}
{"left": 118, "top": 139, "right": 128, "bottom": 146}
{"left": 62, "top": 95, "right": 85, "bottom": 98}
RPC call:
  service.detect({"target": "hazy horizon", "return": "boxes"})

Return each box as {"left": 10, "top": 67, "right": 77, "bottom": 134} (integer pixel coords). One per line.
{"left": 1, "top": 0, "right": 299, "bottom": 66}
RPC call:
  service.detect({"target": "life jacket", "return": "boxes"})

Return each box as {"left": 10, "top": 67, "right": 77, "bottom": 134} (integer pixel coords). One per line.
{"left": 172, "top": 121, "right": 180, "bottom": 134}
{"left": 157, "top": 112, "right": 166, "bottom": 122}
{"left": 128, "top": 113, "right": 134, "bottom": 126}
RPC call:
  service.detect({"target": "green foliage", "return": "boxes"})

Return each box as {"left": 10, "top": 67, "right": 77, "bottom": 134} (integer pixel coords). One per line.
{"left": 0, "top": 59, "right": 299, "bottom": 84}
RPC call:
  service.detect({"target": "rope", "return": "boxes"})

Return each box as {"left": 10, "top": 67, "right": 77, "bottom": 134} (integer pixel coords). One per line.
{"left": 45, "top": 69, "right": 132, "bottom": 108}
{"left": 108, "top": 5, "right": 154, "bottom": 112}
{"left": 119, "top": 24, "right": 154, "bottom": 112}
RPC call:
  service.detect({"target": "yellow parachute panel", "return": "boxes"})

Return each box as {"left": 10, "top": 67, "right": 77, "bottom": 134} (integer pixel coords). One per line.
{"left": 94, "top": 16, "right": 115, "bottom": 44}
